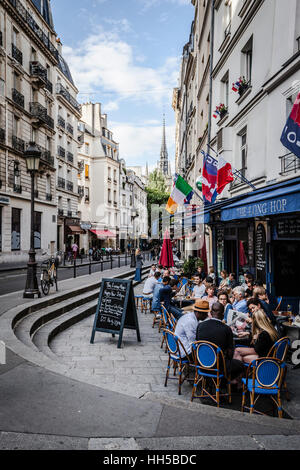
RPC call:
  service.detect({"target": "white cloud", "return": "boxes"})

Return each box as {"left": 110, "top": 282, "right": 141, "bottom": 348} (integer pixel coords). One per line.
{"left": 63, "top": 29, "right": 179, "bottom": 107}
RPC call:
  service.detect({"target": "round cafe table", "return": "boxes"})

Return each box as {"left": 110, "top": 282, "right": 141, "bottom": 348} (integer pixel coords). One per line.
{"left": 282, "top": 321, "right": 300, "bottom": 342}
{"left": 172, "top": 296, "right": 194, "bottom": 309}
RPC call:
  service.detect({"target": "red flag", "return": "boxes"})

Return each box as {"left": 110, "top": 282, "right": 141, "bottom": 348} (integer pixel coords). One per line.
{"left": 217, "top": 155, "right": 234, "bottom": 194}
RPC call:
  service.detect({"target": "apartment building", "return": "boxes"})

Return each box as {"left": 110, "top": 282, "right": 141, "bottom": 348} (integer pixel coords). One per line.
{"left": 0, "top": 0, "right": 58, "bottom": 263}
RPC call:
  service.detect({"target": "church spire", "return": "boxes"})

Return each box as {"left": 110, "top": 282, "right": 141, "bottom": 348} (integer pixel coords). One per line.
{"left": 159, "top": 114, "right": 169, "bottom": 176}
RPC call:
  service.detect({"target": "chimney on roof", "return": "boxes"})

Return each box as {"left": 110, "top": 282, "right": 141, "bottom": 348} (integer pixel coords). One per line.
{"left": 56, "top": 37, "right": 62, "bottom": 55}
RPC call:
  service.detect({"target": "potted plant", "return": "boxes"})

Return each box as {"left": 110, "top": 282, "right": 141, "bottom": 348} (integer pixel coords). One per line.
{"left": 213, "top": 103, "right": 228, "bottom": 120}
{"left": 183, "top": 257, "right": 204, "bottom": 277}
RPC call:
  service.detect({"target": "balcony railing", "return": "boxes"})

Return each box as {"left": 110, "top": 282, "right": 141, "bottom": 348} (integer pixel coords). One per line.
{"left": 12, "top": 88, "right": 24, "bottom": 108}
{"left": 78, "top": 160, "right": 84, "bottom": 172}
{"left": 66, "top": 123, "right": 74, "bottom": 135}
{"left": 13, "top": 184, "right": 22, "bottom": 193}
{"left": 8, "top": 0, "right": 59, "bottom": 62}
{"left": 30, "top": 61, "right": 47, "bottom": 83}
{"left": 67, "top": 211, "right": 72, "bottom": 217}
{"left": 45, "top": 78, "right": 53, "bottom": 94}
{"left": 66, "top": 181, "right": 74, "bottom": 192}
{"left": 34, "top": 190, "right": 39, "bottom": 199}
{"left": 67, "top": 152, "right": 74, "bottom": 163}
{"left": 58, "top": 209, "right": 64, "bottom": 216}
{"left": 11, "top": 43, "right": 23, "bottom": 65}
{"left": 46, "top": 193, "right": 52, "bottom": 201}
{"left": 0, "top": 128, "right": 5, "bottom": 144}
{"left": 30, "top": 102, "right": 54, "bottom": 129}
{"left": 39, "top": 146, "right": 54, "bottom": 168}
{"left": 57, "top": 177, "right": 65, "bottom": 189}
{"left": 279, "top": 153, "right": 300, "bottom": 175}
{"left": 12, "top": 135, "right": 25, "bottom": 153}
{"left": 78, "top": 186, "right": 84, "bottom": 198}
{"left": 0, "top": 31, "right": 3, "bottom": 47}
{"left": 56, "top": 83, "right": 81, "bottom": 113}
{"left": 57, "top": 146, "right": 65, "bottom": 159}
{"left": 58, "top": 115, "right": 65, "bottom": 129}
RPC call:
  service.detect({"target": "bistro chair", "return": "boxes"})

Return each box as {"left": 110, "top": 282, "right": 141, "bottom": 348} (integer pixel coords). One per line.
{"left": 141, "top": 296, "right": 152, "bottom": 314}
{"left": 267, "top": 336, "right": 291, "bottom": 400}
{"left": 191, "top": 341, "right": 232, "bottom": 407}
{"left": 160, "top": 305, "right": 177, "bottom": 350}
{"left": 163, "top": 329, "right": 194, "bottom": 395}
{"left": 152, "top": 307, "right": 162, "bottom": 329}
{"left": 241, "top": 357, "right": 286, "bottom": 418}
{"left": 134, "top": 295, "right": 143, "bottom": 309}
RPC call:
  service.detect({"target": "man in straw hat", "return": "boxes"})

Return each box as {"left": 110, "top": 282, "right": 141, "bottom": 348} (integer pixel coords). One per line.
{"left": 174, "top": 300, "right": 210, "bottom": 361}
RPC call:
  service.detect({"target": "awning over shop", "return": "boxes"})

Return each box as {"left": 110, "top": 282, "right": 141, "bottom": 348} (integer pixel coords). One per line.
{"left": 90, "top": 229, "right": 116, "bottom": 238}
{"left": 68, "top": 225, "right": 85, "bottom": 234}
{"left": 221, "top": 181, "right": 300, "bottom": 222}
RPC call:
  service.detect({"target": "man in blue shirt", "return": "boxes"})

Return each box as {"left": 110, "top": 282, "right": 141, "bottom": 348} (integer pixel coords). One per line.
{"left": 151, "top": 276, "right": 170, "bottom": 311}
{"left": 159, "top": 278, "right": 183, "bottom": 320}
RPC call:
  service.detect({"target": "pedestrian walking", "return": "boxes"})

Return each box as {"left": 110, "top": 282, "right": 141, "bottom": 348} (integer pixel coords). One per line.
{"left": 72, "top": 242, "right": 79, "bottom": 260}
{"left": 134, "top": 248, "right": 143, "bottom": 281}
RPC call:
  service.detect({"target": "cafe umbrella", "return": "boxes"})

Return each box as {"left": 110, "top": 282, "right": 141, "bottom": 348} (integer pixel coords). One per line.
{"left": 159, "top": 230, "right": 174, "bottom": 268}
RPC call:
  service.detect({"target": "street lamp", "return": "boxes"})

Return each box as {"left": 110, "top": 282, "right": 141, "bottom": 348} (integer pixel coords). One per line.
{"left": 23, "top": 142, "right": 42, "bottom": 299}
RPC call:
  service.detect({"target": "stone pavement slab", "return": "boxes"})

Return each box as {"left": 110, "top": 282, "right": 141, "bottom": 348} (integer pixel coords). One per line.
{"left": 0, "top": 432, "right": 88, "bottom": 450}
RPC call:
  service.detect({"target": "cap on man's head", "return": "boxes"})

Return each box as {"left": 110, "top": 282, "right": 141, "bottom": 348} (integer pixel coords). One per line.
{"left": 193, "top": 300, "right": 210, "bottom": 313}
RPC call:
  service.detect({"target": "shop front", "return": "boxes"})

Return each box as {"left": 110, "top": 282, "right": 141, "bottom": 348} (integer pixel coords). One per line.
{"left": 65, "top": 218, "right": 85, "bottom": 252}
{"left": 209, "top": 177, "right": 300, "bottom": 312}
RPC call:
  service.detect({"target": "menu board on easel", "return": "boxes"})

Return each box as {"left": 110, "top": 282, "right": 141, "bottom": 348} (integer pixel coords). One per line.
{"left": 255, "top": 223, "right": 266, "bottom": 283}
{"left": 90, "top": 278, "right": 141, "bottom": 348}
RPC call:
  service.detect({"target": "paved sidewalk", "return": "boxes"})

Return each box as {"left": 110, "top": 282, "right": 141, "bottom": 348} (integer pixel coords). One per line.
{"left": 1, "top": 271, "right": 300, "bottom": 450}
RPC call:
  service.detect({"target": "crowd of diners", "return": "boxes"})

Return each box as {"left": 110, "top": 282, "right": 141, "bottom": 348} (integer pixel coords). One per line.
{"left": 142, "top": 264, "right": 280, "bottom": 386}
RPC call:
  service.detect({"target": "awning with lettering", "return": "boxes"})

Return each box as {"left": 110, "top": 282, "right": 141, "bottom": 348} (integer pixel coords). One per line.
{"left": 220, "top": 182, "right": 300, "bottom": 222}
{"left": 90, "top": 229, "right": 116, "bottom": 238}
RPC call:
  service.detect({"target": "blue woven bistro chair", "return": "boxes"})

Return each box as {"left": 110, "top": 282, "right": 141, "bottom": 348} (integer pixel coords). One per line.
{"left": 141, "top": 296, "right": 152, "bottom": 314}
{"left": 191, "top": 341, "right": 232, "bottom": 407}
{"left": 267, "top": 336, "right": 291, "bottom": 400}
{"left": 152, "top": 306, "right": 162, "bottom": 329}
{"left": 241, "top": 357, "right": 286, "bottom": 418}
{"left": 163, "top": 329, "right": 194, "bottom": 395}
{"left": 134, "top": 295, "right": 143, "bottom": 309}
{"left": 160, "top": 305, "right": 177, "bottom": 350}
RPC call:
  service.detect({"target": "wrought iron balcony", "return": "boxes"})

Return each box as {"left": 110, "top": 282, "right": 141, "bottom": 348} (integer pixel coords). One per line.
{"left": 58, "top": 208, "right": 64, "bottom": 217}
{"left": 34, "top": 190, "right": 39, "bottom": 199}
{"left": 56, "top": 83, "right": 81, "bottom": 113}
{"left": 66, "top": 181, "right": 74, "bottom": 192}
{"left": 279, "top": 152, "right": 300, "bottom": 175}
{"left": 30, "top": 102, "right": 54, "bottom": 129}
{"left": 12, "top": 135, "right": 25, "bottom": 153}
{"left": 0, "top": 180, "right": 2, "bottom": 189}
{"left": 57, "top": 177, "right": 65, "bottom": 189}
{"left": 67, "top": 152, "right": 74, "bottom": 163}
{"left": 39, "top": 147, "right": 55, "bottom": 168}
{"left": 78, "top": 186, "right": 84, "bottom": 198}
{"left": 67, "top": 211, "right": 72, "bottom": 217}
{"left": 57, "top": 146, "right": 65, "bottom": 159}
{"left": 78, "top": 160, "right": 84, "bottom": 172}
{"left": 8, "top": 0, "right": 59, "bottom": 62}
{"left": 66, "top": 123, "right": 74, "bottom": 135}
{"left": 30, "top": 61, "right": 47, "bottom": 84}
{"left": 46, "top": 193, "right": 52, "bottom": 201}
{"left": 58, "top": 115, "right": 65, "bottom": 129}
{"left": 12, "top": 88, "right": 24, "bottom": 108}
{"left": 11, "top": 43, "right": 23, "bottom": 65}
{"left": 13, "top": 184, "right": 22, "bottom": 193}
{"left": 0, "top": 31, "right": 3, "bottom": 47}
{"left": 0, "top": 128, "right": 5, "bottom": 144}
{"left": 45, "top": 78, "right": 53, "bottom": 94}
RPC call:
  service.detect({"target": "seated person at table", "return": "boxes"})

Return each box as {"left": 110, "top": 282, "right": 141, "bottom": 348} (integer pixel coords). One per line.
{"left": 148, "top": 265, "right": 157, "bottom": 278}
{"left": 240, "top": 272, "right": 254, "bottom": 290}
{"left": 155, "top": 264, "right": 163, "bottom": 274}
{"left": 174, "top": 300, "right": 210, "bottom": 361}
{"left": 232, "top": 286, "right": 248, "bottom": 313}
{"left": 160, "top": 278, "right": 183, "bottom": 320}
{"left": 228, "top": 273, "right": 238, "bottom": 290}
{"left": 193, "top": 265, "right": 206, "bottom": 281}
{"left": 219, "top": 270, "right": 230, "bottom": 290}
{"left": 151, "top": 276, "right": 169, "bottom": 311}
{"left": 208, "top": 266, "right": 216, "bottom": 282}
{"left": 201, "top": 285, "right": 218, "bottom": 309}
{"left": 234, "top": 309, "right": 279, "bottom": 364}
{"left": 252, "top": 286, "right": 276, "bottom": 325}
{"left": 217, "top": 290, "right": 233, "bottom": 323}
{"left": 143, "top": 271, "right": 161, "bottom": 297}
{"left": 196, "top": 302, "right": 244, "bottom": 379}
{"left": 247, "top": 297, "right": 276, "bottom": 325}
{"left": 191, "top": 275, "right": 205, "bottom": 299}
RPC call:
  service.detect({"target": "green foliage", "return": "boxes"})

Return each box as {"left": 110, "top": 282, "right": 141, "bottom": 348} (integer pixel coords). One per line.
{"left": 183, "top": 257, "right": 204, "bottom": 277}
{"left": 147, "top": 169, "right": 168, "bottom": 194}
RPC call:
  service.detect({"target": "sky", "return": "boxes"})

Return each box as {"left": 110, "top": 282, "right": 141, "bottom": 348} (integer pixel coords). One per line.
{"left": 51, "top": 0, "right": 194, "bottom": 173}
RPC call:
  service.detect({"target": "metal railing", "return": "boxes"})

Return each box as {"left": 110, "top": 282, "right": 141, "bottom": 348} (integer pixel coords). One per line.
{"left": 67, "top": 151, "right": 74, "bottom": 163}
{"left": 57, "top": 146, "right": 65, "bottom": 159}
{"left": 0, "top": 128, "right": 5, "bottom": 143}
{"left": 30, "top": 61, "right": 47, "bottom": 82}
{"left": 58, "top": 115, "right": 65, "bottom": 129}
{"left": 66, "top": 123, "right": 74, "bottom": 135}
{"left": 30, "top": 102, "right": 54, "bottom": 129}
{"left": 56, "top": 83, "right": 81, "bottom": 113}
{"left": 39, "top": 147, "right": 55, "bottom": 168}
{"left": 279, "top": 152, "right": 300, "bottom": 175}
{"left": 11, "top": 43, "right": 23, "bottom": 65}
{"left": 46, "top": 193, "right": 52, "bottom": 201}
{"left": 12, "top": 88, "right": 24, "bottom": 108}
{"left": 66, "top": 180, "right": 73, "bottom": 192}
{"left": 12, "top": 135, "right": 25, "bottom": 153}
{"left": 57, "top": 177, "right": 65, "bottom": 189}
{"left": 13, "top": 184, "right": 22, "bottom": 193}
{"left": 58, "top": 208, "right": 64, "bottom": 216}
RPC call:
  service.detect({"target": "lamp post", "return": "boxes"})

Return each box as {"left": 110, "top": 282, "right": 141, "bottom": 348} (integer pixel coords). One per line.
{"left": 23, "top": 142, "right": 41, "bottom": 299}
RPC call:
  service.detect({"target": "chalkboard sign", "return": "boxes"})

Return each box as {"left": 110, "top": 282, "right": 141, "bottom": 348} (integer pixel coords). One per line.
{"left": 255, "top": 224, "right": 266, "bottom": 283}
{"left": 90, "top": 278, "right": 141, "bottom": 348}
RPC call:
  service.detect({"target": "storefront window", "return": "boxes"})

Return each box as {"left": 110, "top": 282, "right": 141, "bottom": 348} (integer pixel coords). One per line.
{"left": 11, "top": 208, "right": 21, "bottom": 251}
{"left": 216, "top": 227, "right": 224, "bottom": 276}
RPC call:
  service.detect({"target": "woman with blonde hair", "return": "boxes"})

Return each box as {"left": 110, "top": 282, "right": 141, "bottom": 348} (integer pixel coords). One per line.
{"left": 233, "top": 309, "right": 278, "bottom": 364}
{"left": 219, "top": 270, "right": 229, "bottom": 290}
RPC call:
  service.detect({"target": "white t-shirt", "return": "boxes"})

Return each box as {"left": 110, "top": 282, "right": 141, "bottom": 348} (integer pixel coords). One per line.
{"left": 143, "top": 277, "right": 158, "bottom": 295}
{"left": 193, "top": 284, "right": 206, "bottom": 298}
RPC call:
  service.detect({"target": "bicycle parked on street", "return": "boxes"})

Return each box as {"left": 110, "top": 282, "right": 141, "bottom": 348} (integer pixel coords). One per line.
{"left": 40, "top": 252, "right": 60, "bottom": 296}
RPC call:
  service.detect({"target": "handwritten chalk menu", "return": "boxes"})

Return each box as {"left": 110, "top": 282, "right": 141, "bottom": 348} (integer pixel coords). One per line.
{"left": 276, "top": 218, "right": 300, "bottom": 238}
{"left": 90, "top": 278, "right": 141, "bottom": 348}
{"left": 255, "top": 224, "right": 266, "bottom": 283}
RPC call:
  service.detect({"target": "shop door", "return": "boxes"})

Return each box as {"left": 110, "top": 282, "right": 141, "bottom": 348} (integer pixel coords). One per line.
{"left": 224, "top": 240, "right": 237, "bottom": 275}
{"left": 273, "top": 241, "right": 300, "bottom": 297}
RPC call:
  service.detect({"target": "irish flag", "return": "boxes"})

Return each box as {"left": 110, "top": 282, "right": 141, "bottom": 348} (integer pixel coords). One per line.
{"left": 217, "top": 155, "right": 234, "bottom": 194}
{"left": 166, "top": 175, "right": 193, "bottom": 214}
